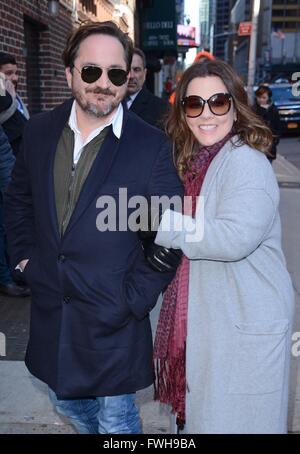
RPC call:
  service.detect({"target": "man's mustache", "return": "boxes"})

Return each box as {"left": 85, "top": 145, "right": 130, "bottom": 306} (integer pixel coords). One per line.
{"left": 86, "top": 87, "right": 114, "bottom": 96}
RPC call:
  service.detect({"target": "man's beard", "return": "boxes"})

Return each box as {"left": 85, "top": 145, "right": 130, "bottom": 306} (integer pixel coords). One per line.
{"left": 74, "top": 87, "right": 118, "bottom": 118}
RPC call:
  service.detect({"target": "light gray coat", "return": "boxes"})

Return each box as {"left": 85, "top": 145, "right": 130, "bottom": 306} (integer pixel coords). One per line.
{"left": 155, "top": 138, "right": 295, "bottom": 434}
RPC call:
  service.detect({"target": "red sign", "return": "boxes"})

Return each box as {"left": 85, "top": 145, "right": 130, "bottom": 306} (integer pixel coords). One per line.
{"left": 238, "top": 21, "right": 252, "bottom": 36}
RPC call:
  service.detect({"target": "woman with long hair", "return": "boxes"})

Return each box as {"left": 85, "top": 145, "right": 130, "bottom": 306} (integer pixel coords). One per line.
{"left": 153, "top": 60, "right": 294, "bottom": 434}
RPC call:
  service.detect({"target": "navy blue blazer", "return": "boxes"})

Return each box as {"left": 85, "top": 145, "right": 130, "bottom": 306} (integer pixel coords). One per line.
{"left": 4, "top": 98, "right": 183, "bottom": 398}
{"left": 129, "top": 86, "right": 169, "bottom": 129}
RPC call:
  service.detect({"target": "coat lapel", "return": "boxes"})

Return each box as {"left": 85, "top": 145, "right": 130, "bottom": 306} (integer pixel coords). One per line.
{"left": 197, "top": 137, "right": 237, "bottom": 212}
{"left": 42, "top": 100, "right": 127, "bottom": 238}
{"left": 42, "top": 99, "right": 74, "bottom": 243}
{"left": 130, "top": 87, "right": 149, "bottom": 115}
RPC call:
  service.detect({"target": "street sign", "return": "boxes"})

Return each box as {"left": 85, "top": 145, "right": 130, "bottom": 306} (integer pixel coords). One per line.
{"left": 238, "top": 21, "right": 252, "bottom": 36}
{"left": 141, "top": 0, "right": 177, "bottom": 51}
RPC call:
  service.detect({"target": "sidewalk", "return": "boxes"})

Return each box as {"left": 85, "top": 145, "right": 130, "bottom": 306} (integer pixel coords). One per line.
{"left": 0, "top": 360, "right": 170, "bottom": 434}
{"left": 0, "top": 294, "right": 170, "bottom": 434}
{"left": 1, "top": 154, "right": 300, "bottom": 434}
{"left": 273, "top": 154, "right": 300, "bottom": 187}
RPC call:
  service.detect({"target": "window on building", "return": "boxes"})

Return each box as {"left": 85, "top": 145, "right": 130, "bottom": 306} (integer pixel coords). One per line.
{"left": 285, "top": 8, "right": 300, "bottom": 15}
{"left": 284, "top": 21, "right": 298, "bottom": 28}
{"left": 79, "top": 0, "right": 97, "bottom": 16}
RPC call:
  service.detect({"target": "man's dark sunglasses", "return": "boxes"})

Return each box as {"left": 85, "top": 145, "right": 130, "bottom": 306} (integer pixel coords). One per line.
{"left": 181, "top": 93, "right": 232, "bottom": 117}
{"left": 73, "top": 65, "right": 128, "bottom": 86}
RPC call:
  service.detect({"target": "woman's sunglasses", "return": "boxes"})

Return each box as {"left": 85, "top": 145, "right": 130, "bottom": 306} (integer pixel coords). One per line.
{"left": 181, "top": 93, "right": 232, "bottom": 117}
{"left": 73, "top": 65, "right": 128, "bottom": 86}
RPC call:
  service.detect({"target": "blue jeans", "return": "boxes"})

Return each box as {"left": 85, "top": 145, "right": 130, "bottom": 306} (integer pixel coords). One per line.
{"left": 49, "top": 388, "right": 142, "bottom": 434}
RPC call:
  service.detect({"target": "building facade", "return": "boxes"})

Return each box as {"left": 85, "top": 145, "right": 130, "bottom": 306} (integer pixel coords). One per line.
{"left": 199, "top": 0, "right": 215, "bottom": 50}
{"left": 0, "top": 0, "right": 135, "bottom": 113}
{"left": 228, "top": 0, "right": 300, "bottom": 83}
{"left": 271, "top": 0, "right": 300, "bottom": 64}
{"left": 214, "top": 0, "right": 230, "bottom": 59}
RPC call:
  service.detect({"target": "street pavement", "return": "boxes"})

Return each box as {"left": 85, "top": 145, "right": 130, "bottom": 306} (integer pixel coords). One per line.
{"left": 277, "top": 136, "right": 300, "bottom": 171}
{"left": 0, "top": 142, "right": 300, "bottom": 434}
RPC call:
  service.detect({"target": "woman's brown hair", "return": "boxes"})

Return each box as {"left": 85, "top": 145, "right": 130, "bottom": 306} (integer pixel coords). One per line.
{"left": 166, "top": 60, "right": 273, "bottom": 180}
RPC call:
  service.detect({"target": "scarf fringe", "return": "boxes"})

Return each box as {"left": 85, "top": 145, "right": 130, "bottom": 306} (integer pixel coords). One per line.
{"left": 154, "top": 352, "right": 186, "bottom": 429}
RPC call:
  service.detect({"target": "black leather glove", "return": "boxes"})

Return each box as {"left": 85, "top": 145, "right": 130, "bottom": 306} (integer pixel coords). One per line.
{"left": 141, "top": 238, "right": 183, "bottom": 273}
{"left": 137, "top": 207, "right": 183, "bottom": 273}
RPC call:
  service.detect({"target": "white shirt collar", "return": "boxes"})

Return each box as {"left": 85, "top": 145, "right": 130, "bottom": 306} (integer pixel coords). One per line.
{"left": 68, "top": 100, "right": 123, "bottom": 165}
{"left": 130, "top": 89, "right": 141, "bottom": 103}
{"left": 127, "top": 89, "right": 141, "bottom": 109}
{"left": 68, "top": 100, "right": 123, "bottom": 140}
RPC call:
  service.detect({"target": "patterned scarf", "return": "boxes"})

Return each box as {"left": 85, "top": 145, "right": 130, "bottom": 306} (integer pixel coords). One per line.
{"left": 153, "top": 133, "right": 232, "bottom": 430}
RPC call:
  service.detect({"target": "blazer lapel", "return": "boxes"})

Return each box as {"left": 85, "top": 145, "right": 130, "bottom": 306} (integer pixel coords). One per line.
{"left": 41, "top": 99, "right": 74, "bottom": 243}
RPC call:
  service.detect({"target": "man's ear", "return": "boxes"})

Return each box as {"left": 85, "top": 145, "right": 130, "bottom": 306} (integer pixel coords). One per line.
{"left": 142, "top": 67, "right": 147, "bottom": 85}
{"left": 65, "top": 67, "right": 72, "bottom": 89}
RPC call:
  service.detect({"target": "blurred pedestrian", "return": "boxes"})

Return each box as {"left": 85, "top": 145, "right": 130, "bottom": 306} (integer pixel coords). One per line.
{"left": 153, "top": 60, "right": 294, "bottom": 434}
{"left": 254, "top": 85, "right": 281, "bottom": 162}
{"left": 0, "top": 52, "right": 29, "bottom": 155}
{"left": 0, "top": 125, "right": 30, "bottom": 296}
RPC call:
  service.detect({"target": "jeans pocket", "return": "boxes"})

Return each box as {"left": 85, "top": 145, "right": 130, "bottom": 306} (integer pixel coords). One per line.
{"left": 228, "top": 319, "right": 289, "bottom": 395}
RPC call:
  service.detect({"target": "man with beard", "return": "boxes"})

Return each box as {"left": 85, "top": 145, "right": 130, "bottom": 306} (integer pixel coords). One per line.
{"left": 0, "top": 52, "right": 29, "bottom": 155}
{"left": 4, "top": 21, "right": 183, "bottom": 433}
{"left": 126, "top": 48, "right": 169, "bottom": 129}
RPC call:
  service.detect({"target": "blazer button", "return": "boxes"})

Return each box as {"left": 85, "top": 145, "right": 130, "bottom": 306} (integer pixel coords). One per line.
{"left": 63, "top": 296, "right": 71, "bottom": 304}
{"left": 58, "top": 254, "right": 66, "bottom": 262}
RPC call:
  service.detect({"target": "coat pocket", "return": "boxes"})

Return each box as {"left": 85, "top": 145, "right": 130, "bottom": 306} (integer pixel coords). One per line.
{"left": 228, "top": 319, "right": 289, "bottom": 395}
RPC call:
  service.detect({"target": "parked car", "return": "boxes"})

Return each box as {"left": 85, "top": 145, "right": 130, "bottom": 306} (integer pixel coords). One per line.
{"left": 255, "top": 83, "right": 300, "bottom": 134}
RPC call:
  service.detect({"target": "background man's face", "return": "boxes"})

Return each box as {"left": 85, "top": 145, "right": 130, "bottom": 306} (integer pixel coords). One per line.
{"left": 0, "top": 63, "right": 18, "bottom": 89}
{"left": 127, "top": 53, "right": 146, "bottom": 95}
{"left": 65, "top": 33, "right": 129, "bottom": 119}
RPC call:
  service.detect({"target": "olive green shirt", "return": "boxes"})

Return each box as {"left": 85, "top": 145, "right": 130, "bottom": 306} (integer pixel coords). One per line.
{"left": 54, "top": 124, "right": 110, "bottom": 236}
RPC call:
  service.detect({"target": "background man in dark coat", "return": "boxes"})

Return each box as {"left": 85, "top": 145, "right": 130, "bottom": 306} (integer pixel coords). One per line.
{"left": 126, "top": 48, "right": 169, "bottom": 129}
{"left": 0, "top": 123, "right": 29, "bottom": 296}
{"left": 0, "top": 53, "right": 29, "bottom": 155}
{"left": 5, "top": 21, "right": 182, "bottom": 434}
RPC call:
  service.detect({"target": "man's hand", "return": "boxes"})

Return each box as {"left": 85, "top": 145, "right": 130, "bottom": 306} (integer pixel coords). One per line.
{"left": 139, "top": 236, "right": 182, "bottom": 273}
{"left": 4, "top": 79, "right": 16, "bottom": 100}
{"left": 138, "top": 206, "right": 183, "bottom": 273}
{"left": 0, "top": 71, "right": 5, "bottom": 96}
